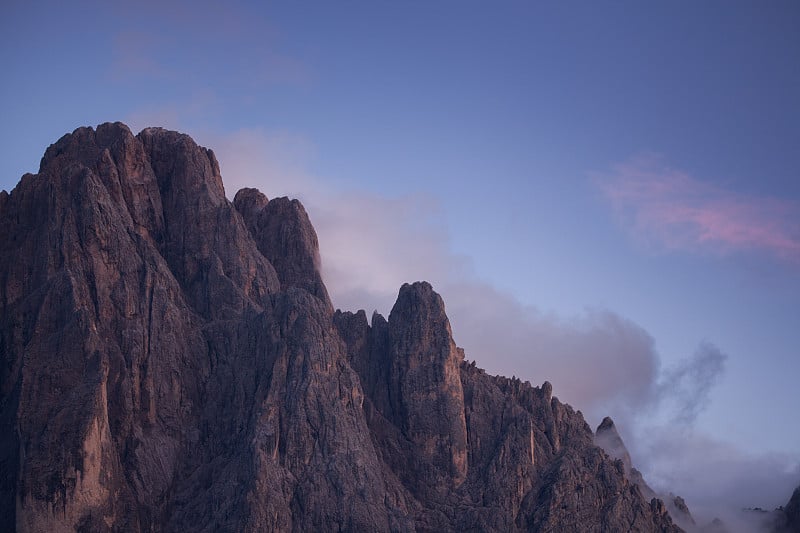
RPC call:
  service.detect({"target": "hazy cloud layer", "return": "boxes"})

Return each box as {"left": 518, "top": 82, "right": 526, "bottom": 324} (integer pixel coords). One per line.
{"left": 441, "top": 281, "right": 661, "bottom": 423}
{"left": 657, "top": 342, "right": 727, "bottom": 426}
{"left": 635, "top": 425, "right": 800, "bottom": 531}
{"left": 209, "top": 128, "right": 470, "bottom": 314}
{"left": 597, "top": 155, "right": 800, "bottom": 264}
{"left": 210, "top": 129, "right": 798, "bottom": 522}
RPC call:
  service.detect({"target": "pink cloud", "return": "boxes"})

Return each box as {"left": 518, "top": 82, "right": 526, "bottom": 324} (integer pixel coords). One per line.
{"left": 598, "top": 155, "right": 800, "bottom": 263}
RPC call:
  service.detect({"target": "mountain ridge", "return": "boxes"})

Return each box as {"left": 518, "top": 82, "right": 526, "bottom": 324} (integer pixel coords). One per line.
{"left": 0, "top": 121, "right": 697, "bottom": 531}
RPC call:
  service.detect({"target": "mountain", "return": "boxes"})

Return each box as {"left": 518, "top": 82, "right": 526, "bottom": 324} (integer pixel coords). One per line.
{"left": 595, "top": 417, "right": 695, "bottom": 531}
{"left": 0, "top": 122, "right": 684, "bottom": 531}
{"left": 775, "top": 485, "right": 800, "bottom": 532}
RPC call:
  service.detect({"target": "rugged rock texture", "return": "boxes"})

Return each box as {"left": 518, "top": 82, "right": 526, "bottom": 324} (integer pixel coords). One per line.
{"left": 595, "top": 417, "right": 695, "bottom": 531}
{"left": 595, "top": 417, "right": 634, "bottom": 473}
{"left": 1, "top": 123, "right": 684, "bottom": 532}
{"left": 386, "top": 282, "right": 468, "bottom": 491}
{"left": 233, "top": 188, "right": 331, "bottom": 309}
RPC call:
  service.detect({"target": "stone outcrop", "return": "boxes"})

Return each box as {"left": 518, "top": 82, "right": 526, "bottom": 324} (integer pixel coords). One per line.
{"left": 1, "top": 123, "right": 684, "bottom": 532}
{"left": 233, "top": 188, "right": 330, "bottom": 308}
{"left": 386, "top": 282, "right": 469, "bottom": 491}
{"left": 595, "top": 417, "right": 696, "bottom": 531}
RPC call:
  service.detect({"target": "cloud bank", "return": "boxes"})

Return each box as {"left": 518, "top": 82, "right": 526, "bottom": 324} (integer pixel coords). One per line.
{"left": 210, "top": 130, "right": 798, "bottom": 526}
{"left": 639, "top": 425, "right": 800, "bottom": 531}
{"left": 597, "top": 155, "right": 800, "bottom": 264}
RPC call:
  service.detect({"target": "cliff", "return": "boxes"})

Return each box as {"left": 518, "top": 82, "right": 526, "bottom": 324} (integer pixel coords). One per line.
{"left": 0, "top": 123, "right": 683, "bottom": 532}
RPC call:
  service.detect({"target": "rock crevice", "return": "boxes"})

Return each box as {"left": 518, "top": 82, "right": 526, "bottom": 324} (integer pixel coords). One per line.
{"left": 1, "top": 123, "right": 686, "bottom": 532}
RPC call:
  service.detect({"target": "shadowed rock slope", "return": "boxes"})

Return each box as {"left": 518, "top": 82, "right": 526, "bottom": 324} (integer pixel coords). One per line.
{"left": 1, "top": 123, "right": 682, "bottom": 532}
{"left": 774, "top": 485, "right": 800, "bottom": 532}
{"left": 595, "top": 417, "right": 695, "bottom": 531}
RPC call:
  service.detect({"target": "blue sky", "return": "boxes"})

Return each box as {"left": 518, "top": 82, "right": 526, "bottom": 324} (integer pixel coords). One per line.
{"left": 2, "top": 0, "right": 799, "bottom": 521}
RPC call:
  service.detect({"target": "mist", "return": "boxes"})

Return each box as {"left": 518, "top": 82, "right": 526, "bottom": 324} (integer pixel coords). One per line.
{"left": 210, "top": 127, "right": 799, "bottom": 528}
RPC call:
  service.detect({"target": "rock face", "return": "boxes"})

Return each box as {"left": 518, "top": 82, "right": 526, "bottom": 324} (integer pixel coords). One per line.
{"left": 595, "top": 417, "right": 695, "bottom": 531}
{"left": 233, "top": 188, "right": 331, "bottom": 308}
{"left": 787, "top": 486, "right": 800, "bottom": 530}
{"left": 774, "top": 485, "right": 800, "bottom": 532}
{"left": 1, "top": 123, "right": 683, "bottom": 532}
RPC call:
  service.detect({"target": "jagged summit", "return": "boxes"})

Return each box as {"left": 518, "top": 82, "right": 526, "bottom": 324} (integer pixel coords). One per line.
{"left": 233, "top": 189, "right": 331, "bottom": 309}
{"left": 595, "top": 416, "right": 634, "bottom": 472}
{"left": 598, "top": 415, "right": 615, "bottom": 431}
{"left": 1, "top": 123, "right": 683, "bottom": 531}
{"left": 595, "top": 418, "right": 696, "bottom": 530}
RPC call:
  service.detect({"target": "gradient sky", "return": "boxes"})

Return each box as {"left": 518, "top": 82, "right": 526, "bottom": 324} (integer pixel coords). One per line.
{"left": 2, "top": 0, "right": 799, "bottom": 522}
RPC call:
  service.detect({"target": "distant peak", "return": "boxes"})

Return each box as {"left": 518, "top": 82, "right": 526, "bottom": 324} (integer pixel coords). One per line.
{"left": 594, "top": 416, "right": 632, "bottom": 471}
{"left": 598, "top": 417, "right": 616, "bottom": 433}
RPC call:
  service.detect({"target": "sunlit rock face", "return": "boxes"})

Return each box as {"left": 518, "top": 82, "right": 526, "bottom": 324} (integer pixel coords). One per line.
{"left": 1, "top": 123, "right": 683, "bottom": 532}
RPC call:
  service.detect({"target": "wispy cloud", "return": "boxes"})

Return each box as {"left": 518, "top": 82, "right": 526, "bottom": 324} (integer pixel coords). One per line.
{"left": 210, "top": 128, "right": 731, "bottom": 428}
{"left": 598, "top": 155, "right": 800, "bottom": 263}
{"left": 442, "top": 281, "right": 662, "bottom": 423}
{"left": 207, "top": 127, "right": 468, "bottom": 314}
{"left": 208, "top": 129, "right": 797, "bottom": 522}
{"left": 125, "top": 89, "right": 221, "bottom": 134}
{"left": 636, "top": 425, "right": 800, "bottom": 531}
{"left": 657, "top": 342, "right": 727, "bottom": 426}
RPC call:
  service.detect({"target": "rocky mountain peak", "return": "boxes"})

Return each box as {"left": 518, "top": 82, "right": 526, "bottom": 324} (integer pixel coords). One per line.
{"left": 595, "top": 417, "right": 697, "bottom": 530}
{"left": 386, "top": 281, "right": 468, "bottom": 489}
{"left": 1, "top": 123, "right": 691, "bottom": 532}
{"left": 40, "top": 122, "right": 134, "bottom": 172}
{"left": 137, "top": 126, "right": 225, "bottom": 203}
{"left": 233, "top": 187, "right": 269, "bottom": 226}
{"left": 232, "top": 189, "right": 331, "bottom": 309}
{"left": 597, "top": 415, "right": 616, "bottom": 432}
{"left": 595, "top": 416, "right": 633, "bottom": 471}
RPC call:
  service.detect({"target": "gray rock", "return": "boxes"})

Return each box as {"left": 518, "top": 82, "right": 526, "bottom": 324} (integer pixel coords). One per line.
{"left": 233, "top": 189, "right": 331, "bottom": 310}
{"left": 595, "top": 416, "right": 696, "bottom": 530}
{"left": 1, "top": 122, "right": 686, "bottom": 532}
{"left": 774, "top": 485, "right": 800, "bottom": 532}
